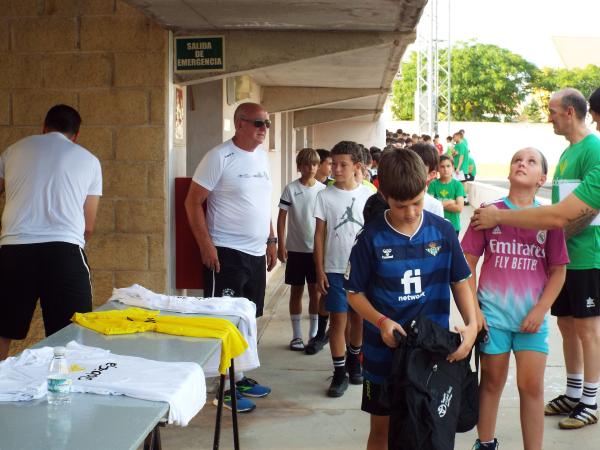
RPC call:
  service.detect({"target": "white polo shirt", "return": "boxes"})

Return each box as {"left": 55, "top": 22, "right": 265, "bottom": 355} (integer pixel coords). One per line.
{"left": 0, "top": 132, "right": 102, "bottom": 248}
{"left": 192, "top": 139, "right": 272, "bottom": 256}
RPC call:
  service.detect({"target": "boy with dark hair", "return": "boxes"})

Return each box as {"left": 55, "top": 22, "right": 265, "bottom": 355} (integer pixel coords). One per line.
{"left": 278, "top": 148, "right": 326, "bottom": 351}
{"left": 315, "top": 148, "right": 332, "bottom": 184}
{"left": 429, "top": 154, "right": 465, "bottom": 235}
{"left": 363, "top": 143, "right": 443, "bottom": 223}
{"left": 314, "top": 140, "right": 372, "bottom": 397}
{"left": 345, "top": 149, "right": 477, "bottom": 450}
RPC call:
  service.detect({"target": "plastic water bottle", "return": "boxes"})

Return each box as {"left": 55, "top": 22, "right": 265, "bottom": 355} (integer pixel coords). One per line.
{"left": 47, "top": 346, "right": 71, "bottom": 405}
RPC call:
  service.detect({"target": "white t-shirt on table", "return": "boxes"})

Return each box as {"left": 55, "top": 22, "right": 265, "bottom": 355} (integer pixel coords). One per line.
{"left": 314, "top": 184, "right": 372, "bottom": 273}
{"left": 0, "top": 132, "right": 102, "bottom": 248}
{"left": 192, "top": 139, "right": 272, "bottom": 256}
{"left": 279, "top": 179, "right": 326, "bottom": 253}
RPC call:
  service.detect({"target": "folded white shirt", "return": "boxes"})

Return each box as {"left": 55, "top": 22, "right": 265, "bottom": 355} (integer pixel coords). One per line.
{"left": 0, "top": 341, "right": 205, "bottom": 426}
{"left": 109, "top": 284, "right": 260, "bottom": 377}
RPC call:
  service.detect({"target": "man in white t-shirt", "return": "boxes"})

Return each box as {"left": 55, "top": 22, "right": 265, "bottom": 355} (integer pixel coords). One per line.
{"left": 185, "top": 102, "right": 274, "bottom": 412}
{"left": 0, "top": 105, "right": 102, "bottom": 360}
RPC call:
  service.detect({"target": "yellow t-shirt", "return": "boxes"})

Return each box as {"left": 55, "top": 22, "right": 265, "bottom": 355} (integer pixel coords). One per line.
{"left": 72, "top": 308, "right": 247, "bottom": 374}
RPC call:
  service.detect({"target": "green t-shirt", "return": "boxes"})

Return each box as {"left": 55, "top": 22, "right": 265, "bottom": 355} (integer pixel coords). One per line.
{"left": 453, "top": 140, "right": 469, "bottom": 173}
{"left": 427, "top": 178, "right": 465, "bottom": 231}
{"left": 552, "top": 134, "right": 600, "bottom": 269}
{"left": 468, "top": 157, "right": 476, "bottom": 176}
{"left": 574, "top": 164, "right": 600, "bottom": 209}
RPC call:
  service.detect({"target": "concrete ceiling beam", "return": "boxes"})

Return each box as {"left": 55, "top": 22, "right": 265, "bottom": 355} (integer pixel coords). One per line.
{"left": 261, "top": 87, "right": 389, "bottom": 113}
{"left": 174, "top": 30, "right": 413, "bottom": 85}
{"left": 293, "top": 108, "right": 378, "bottom": 128}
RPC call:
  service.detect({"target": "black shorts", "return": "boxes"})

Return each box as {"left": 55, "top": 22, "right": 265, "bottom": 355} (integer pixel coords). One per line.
{"left": 203, "top": 246, "right": 266, "bottom": 317}
{"left": 284, "top": 251, "right": 317, "bottom": 286}
{"left": 551, "top": 269, "right": 600, "bottom": 318}
{"left": 0, "top": 242, "right": 93, "bottom": 340}
{"left": 361, "top": 379, "right": 390, "bottom": 416}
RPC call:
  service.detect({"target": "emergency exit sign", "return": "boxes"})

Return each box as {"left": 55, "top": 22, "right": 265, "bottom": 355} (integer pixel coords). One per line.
{"left": 175, "top": 36, "right": 225, "bottom": 72}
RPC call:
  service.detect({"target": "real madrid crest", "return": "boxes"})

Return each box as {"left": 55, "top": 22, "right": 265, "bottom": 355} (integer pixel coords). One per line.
{"left": 536, "top": 230, "right": 547, "bottom": 245}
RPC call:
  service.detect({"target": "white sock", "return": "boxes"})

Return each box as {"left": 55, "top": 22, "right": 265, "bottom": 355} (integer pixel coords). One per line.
{"left": 291, "top": 314, "right": 302, "bottom": 340}
{"left": 581, "top": 381, "right": 599, "bottom": 407}
{"left": 309, "top": 314, "right": 318, "bottom": 338}
{"left": 566, "top": 373, "right": 584, "bottom": 399}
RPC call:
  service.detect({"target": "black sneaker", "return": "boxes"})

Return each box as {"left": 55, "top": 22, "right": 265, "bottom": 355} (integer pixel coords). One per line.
{"left": 327, "top": 372, "right": 349, "bottom": 398}
{"left": 305, "top": 334, "right": 328, "bottom": 355}
{"left": 472, "top": 438, "right": 499, "bottom": 449}
{"left": 346, "top": 354, "right": 363, "bottom": 385}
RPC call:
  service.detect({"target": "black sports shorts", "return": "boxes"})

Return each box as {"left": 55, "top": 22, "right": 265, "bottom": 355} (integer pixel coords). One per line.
{"left": 551, "top": 269, "right": 600, "bottom": 318}
{"left": 284, "top": 251, "right": 317, "bottom": 286}
{"left": 203, "top": 246, "right": 266, "bottom": 317}
{"left": 0, "top": 242, "right": 93, "bottom": 340}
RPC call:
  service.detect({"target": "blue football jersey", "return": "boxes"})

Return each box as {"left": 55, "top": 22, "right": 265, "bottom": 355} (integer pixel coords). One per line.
{"left": 344, "top": 211, "right": 471, "bottom": 383}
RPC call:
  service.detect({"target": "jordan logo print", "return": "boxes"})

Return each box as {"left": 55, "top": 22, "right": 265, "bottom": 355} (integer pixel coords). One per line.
{"left": 334, "top": 198, "right": 363, "bottom": 230}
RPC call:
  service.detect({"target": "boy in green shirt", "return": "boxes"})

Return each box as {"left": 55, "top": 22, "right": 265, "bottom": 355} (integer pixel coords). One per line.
{"left": 428, "top": 155, "right": 465, "bottom": 234}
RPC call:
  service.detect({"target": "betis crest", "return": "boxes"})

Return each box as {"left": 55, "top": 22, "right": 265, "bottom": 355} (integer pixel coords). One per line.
{"left": 426, "top": 242, "right": 441, "bottom": 256}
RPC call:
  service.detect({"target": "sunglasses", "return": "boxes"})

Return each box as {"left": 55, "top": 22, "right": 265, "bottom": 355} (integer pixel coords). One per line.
{"left": 241, "top": 118, "right": 271, "bottom": 128}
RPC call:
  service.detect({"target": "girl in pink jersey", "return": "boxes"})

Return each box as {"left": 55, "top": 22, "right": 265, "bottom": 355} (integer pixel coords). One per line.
{"left": 462, "top": 148, "right": 569, "bottom": 450}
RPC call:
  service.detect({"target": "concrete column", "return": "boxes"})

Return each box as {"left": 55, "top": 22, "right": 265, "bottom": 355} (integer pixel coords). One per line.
{"left": 186, "top": 80, "right": 223, "bottom": 176}
{"left": 295, "top": 128, "right": 306, "bottom": 151}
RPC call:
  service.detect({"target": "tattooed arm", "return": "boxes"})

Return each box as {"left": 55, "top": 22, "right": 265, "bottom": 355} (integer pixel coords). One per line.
{"left": 472, "top": 193, "right": 598, "bottom": 234}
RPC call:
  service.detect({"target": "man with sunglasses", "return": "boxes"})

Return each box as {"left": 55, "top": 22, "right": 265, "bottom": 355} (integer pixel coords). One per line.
{"left": 185, "top": 102, "right": 274, "bottom": 412}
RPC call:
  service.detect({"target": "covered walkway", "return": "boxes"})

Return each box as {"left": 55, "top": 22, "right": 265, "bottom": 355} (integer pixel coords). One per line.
{"left": 155, "top": 204, "right": 598, "bottom": 449}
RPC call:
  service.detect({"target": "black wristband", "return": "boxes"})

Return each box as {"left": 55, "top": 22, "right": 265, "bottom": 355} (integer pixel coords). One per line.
{"left": 266, "top": 237, "right": 278, "bottom": 244}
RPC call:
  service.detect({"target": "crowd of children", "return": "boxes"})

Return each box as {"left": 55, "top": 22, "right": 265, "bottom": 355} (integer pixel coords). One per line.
{"left": 274, "top": 125, "right": 589, "bottom": 450}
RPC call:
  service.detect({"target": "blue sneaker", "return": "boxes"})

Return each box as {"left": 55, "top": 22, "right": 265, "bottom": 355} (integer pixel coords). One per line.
{"left": 235, "top": 377, "right": 271, "bottom": 398}
{"left": 212, "top": 389, "right": 256, "bottom": 413}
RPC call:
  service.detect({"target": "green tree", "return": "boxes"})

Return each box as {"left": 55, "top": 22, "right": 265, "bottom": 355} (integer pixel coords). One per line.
{"left": 391, "top": 41, "right": 537, "bottom": 121}
{"left": 391, "top": 52, "right": 417, "bottom": 120}
{"left": 532, "top": 64, "right": 600, "bottom": 110}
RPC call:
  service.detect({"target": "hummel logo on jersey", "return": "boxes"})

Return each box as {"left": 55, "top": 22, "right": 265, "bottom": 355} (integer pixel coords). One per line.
{"left": 224, "top": 152, "right": 235, "bottom": 158}
{"left": 382, "top": 248, "right": 393, "bottom": 259}
{"left": 492, "top": 226, "right": 502, "bottom": 235}
{"left": 587, "top": 297, "right": 596, "bottom": 308}
{"left": 426, "top": 242, "right": 441, "bottom": 256}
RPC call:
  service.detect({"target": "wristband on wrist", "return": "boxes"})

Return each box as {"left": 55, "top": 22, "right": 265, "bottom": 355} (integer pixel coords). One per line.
{"left": 376, "top": 315, "right": 388, "bottom": 329}
{"left": 266, "top": 237, "right": 278, "bottom": 245}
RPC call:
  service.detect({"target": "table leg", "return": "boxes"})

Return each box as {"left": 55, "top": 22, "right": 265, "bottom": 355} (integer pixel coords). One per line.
{"left": 228, "top": 359, "right": 240, "bottom": 450}
{"left": 213, "top": 374, "right": 226, "bottom": 450}
{"left": 143, "top": 424, "right": 162, "bottom": 450}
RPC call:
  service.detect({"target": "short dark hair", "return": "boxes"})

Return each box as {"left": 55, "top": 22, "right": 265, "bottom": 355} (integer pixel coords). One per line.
{"left": 439, "top": 154, "right": 454, "bottom": 166}
{"left": 378, "top": 149, "right": 427, "bottom": 201}
{"left": 330, "top": 141, "right": 362, "bottom": 164}
{"left": 589, "top": 87, "right": 600, "bottom": 114}
{"left": 560, "top": 88, "right": 587, "bottom": 120}
{"left": 369, "top": 146, "right": 381, "bottom": 155}
{"left": 44, "top": 104, "right": 81, "bottom": 135}
{"left": 410, "top": 142, "right": 439, "bottom": 173}
{"left": 372, "top": 151, "right": 382, "bottom": 163}
{"left": 316, "top": 148, "right": 331, "bottom": 163}
{"left": 296, "top": 148, "right": 320, "bottom": 167}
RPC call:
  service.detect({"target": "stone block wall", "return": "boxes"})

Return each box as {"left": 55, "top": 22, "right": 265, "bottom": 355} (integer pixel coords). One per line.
{"left": 0, "top": 0, "right": 169, "bottom": 354}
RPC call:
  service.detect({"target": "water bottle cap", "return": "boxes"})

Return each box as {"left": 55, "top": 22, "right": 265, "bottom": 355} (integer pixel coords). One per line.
{"left": 53, "top": 346, "right": 66, "bottom": 356}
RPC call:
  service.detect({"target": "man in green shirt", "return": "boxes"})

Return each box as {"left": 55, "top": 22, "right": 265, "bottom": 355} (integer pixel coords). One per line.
{"left": 472, "top": 88, "right": 600, "bottom": 430}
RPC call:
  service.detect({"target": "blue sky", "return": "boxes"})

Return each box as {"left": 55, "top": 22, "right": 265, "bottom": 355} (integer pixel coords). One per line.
{"left": 410, "top": 0, "right": 600, "bottom": 68}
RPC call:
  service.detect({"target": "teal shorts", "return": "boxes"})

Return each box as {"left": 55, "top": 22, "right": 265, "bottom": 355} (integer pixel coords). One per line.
{"left": 480, "top": 326, "right": 549, "bottom": 355}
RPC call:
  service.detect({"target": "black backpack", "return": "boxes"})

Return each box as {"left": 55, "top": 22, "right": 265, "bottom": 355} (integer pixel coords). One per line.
{"left": 385, "top": 315, "right": 480, "bottom": 450}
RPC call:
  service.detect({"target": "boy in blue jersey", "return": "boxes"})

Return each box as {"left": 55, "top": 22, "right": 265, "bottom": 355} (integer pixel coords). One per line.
{"left": 345, "top": 149, "right": 478, "bottom": 450}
